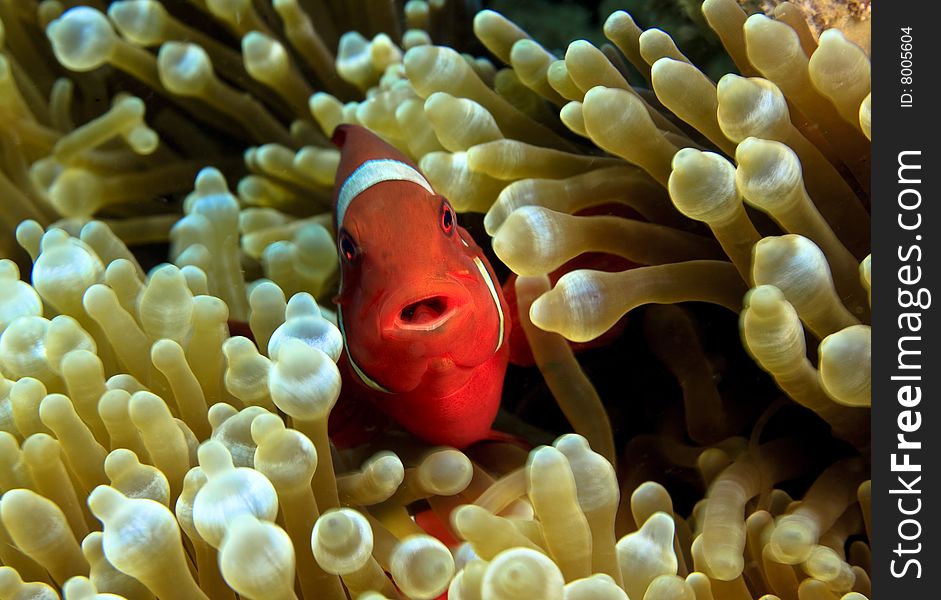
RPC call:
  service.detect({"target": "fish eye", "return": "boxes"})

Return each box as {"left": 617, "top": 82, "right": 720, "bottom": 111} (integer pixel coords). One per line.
{"left": 440, "top": 201, "right": 455, "bottom": 234}
{"left": 339, "top": 231, "right": 359, "bottom": 262}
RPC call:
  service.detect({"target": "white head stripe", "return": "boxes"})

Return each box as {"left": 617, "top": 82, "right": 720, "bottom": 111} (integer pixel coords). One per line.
{"left": 336, "top": 159, "right": 433, "bottom": 225}
{"left": 474, "top": 257, "right": 505, "bottom": 352}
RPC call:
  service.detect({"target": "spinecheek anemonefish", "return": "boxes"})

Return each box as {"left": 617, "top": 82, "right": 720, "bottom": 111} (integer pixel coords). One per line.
{"left": 328, "top": 125, "right": 511, "bottom": 449}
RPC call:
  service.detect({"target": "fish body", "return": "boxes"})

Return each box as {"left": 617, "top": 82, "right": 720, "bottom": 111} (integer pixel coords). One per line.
{"left": 329, "top": 125, "right": 510, "bottom": 448}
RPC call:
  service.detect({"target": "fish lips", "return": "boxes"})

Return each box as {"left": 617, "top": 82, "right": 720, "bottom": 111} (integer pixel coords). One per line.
{"left": 370, "top": 277, "right": 500, "bottom": 385}
{"left": 380, "top": 279, "right": 472, "bottom": 342}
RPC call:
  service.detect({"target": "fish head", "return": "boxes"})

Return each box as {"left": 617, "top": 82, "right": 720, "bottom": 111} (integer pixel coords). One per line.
{"left": 332, "top": 125, "right": 508, "bottom": 398}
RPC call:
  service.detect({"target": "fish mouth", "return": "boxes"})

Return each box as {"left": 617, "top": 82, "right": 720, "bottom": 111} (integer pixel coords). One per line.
{"left": 394, "top": 295, "right": 456, "bottom": 331}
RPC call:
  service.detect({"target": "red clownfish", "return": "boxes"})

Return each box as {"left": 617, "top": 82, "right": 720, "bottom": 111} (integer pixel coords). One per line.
{"left": 328, "top": 125, "right": 511, "bottom": 449}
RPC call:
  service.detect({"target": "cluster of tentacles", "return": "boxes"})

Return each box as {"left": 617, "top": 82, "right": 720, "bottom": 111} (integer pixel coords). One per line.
{"left": 0, "top": 1, "right": 870, "bottom": 599}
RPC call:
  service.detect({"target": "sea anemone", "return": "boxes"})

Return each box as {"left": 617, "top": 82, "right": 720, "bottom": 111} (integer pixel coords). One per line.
{"left": 0, "top": 1, "right": 869, "bottom": 599}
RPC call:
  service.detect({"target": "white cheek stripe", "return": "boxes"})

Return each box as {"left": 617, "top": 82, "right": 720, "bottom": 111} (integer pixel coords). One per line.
{"left": 336, "top": 159, "right": 434, "bottom": 225}
{"left": 337, "top": 305, "right": 393, "bottom": 394}
{"left": 474, "top": 257, "right": 505, "bottom": 353}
